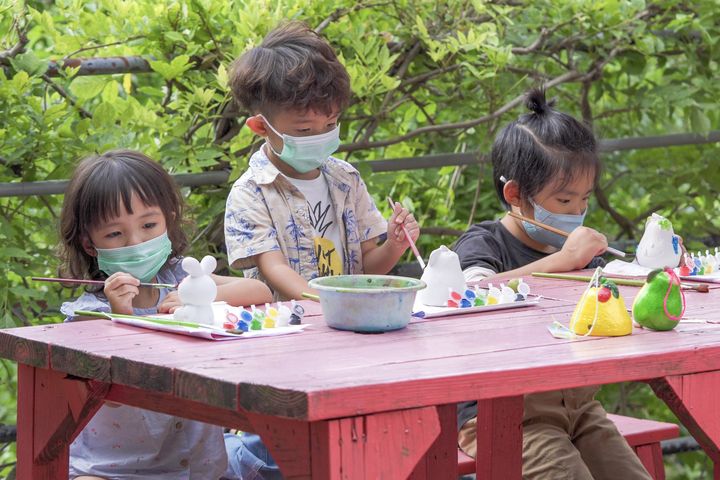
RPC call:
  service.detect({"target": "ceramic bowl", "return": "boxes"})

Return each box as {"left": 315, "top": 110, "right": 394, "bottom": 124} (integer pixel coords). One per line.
{"left": 308, "top": 275, "right": 426, "bottom": 332}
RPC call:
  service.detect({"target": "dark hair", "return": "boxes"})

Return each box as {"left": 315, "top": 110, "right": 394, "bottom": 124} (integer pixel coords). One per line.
{"left": 58, "top": 150, "right": 189, "bottom": 281}
{"left": 229, "top": 21, "right": 351, "bottom": 117}
{"left": 492, "top": 88, "right": 601, "bottom": 209}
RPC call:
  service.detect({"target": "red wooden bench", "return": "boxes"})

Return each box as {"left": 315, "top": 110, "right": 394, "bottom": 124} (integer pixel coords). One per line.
{"left": 457, "top": 413, "right": 680, "bottom": 479}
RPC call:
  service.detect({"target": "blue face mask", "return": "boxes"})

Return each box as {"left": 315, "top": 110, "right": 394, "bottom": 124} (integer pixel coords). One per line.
{"left": 522, "top": 200, "right": 586, "bottom": 248}
{"left": 262, "top": 115, "right": 340, "bottom": 174}
{"left": 96, "top": 232, "right": 172, "bottom": 282}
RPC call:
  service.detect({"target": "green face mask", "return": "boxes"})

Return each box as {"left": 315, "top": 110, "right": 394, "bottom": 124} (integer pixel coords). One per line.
{"left": 96, "top": 232, "right": 172, "bottom": 282}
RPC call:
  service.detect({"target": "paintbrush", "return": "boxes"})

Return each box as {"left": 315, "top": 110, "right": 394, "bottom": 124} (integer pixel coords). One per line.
{"left": 531, "top": 272, "right": 709, "bottom": 293}
{"left": 32, "top": 276, "right": 177, "bottom": 289}
{"left": 74, "top": 310, "right": 243, "bottom": 334}
{"left": 387, "top": 196, "right": 426, "bottom": 270}
{"left": 508, "top": 211, "right": 626, "bottom": 258}
{"left": 301, "top": 292, "right": 320, "bottom": 302}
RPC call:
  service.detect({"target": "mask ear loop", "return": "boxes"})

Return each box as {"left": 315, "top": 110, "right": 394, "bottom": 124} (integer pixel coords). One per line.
{"left": 662, "top": 267, "right": 686, "bottom": 321}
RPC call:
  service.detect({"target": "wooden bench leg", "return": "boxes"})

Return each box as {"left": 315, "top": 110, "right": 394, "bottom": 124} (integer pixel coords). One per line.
{"left": 16, "top": 365, "right": 109, "bottom": 480}
{"left": 634, "top": 444, "right": 665, "bottom": 480}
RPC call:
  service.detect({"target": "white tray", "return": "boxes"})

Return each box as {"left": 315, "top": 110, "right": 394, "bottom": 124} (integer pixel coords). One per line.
{"left": 413, "top": 297, "right": 541, "bottom": 319}
{"left": 111, "top": 315, "right": 306, "bottom": 341}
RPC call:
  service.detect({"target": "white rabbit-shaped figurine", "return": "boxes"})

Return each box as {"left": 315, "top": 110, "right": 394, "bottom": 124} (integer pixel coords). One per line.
{"left": 174, "top": 255, "right": 218, "bottom": 325}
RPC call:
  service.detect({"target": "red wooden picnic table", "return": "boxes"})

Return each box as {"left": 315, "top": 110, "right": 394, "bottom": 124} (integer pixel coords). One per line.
{"left": 3, "top": 270, "right": 720, "bottom": 479}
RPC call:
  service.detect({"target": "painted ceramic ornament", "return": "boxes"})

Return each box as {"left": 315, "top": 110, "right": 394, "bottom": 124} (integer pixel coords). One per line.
{"left": 569, "top": 271, "right": 632, "bottom": 337}
{"left": 418, "top": 245, "right": 466, "bottom": 306}
{"left": 632, "top": 268, "right": 686, "bottom": 331}
{"left": 635, "top": 213, "right": 682, "bottom": 269}
{"left": 174, "top": 256, "right": 218, "bottom": 325}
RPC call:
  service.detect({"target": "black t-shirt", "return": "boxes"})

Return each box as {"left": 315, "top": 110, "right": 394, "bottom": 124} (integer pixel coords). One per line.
{"left": 452, "top": 219, "right": 605, "bottom": 428}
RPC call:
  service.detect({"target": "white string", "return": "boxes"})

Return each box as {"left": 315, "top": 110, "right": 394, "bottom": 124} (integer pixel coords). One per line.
{"left": 569, "top": 266, "right": 602, "bottom": 337}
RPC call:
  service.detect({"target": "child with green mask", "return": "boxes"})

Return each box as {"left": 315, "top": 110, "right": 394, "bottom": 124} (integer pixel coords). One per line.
{"left": 224, "top": 21, "right": 420, "bottom": 302}
{"left": 57, "top": 149, "right": 272, "bottom": 479}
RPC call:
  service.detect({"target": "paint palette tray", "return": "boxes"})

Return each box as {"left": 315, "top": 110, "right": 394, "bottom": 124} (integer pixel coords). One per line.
{"left": 413, "top": 296, "right": 541, "bottom": 319}
{"left": 112, "top": 314, "right": 306, "bottom": 341}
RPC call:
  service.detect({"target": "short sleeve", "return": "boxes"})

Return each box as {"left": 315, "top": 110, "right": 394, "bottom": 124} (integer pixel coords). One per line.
{"left": 60, "top": 293, "right": 111, "bottom": 322}
{"left": 348, "top": 175, "right": 387, "bottom": 243}
{"left": 224, "top": 178, "right": 281, "bottom": 270}
{"left": 453, "top": 227, "right": 505, "bottom": 274}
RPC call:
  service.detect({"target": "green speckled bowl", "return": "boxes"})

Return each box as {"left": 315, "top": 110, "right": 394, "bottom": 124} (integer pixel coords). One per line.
{"left": 308, "top": 275, "right": 426, "bottom": 332}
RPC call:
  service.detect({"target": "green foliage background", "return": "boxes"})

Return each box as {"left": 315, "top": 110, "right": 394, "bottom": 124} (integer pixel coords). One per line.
{"left": 0, "top": 0, "right": 718, "bottom": 477}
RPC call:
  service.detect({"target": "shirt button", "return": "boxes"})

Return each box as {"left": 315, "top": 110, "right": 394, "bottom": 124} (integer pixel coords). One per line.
{"left": 175, "top": 421, "right": 183, "bottom": 430}
{"left": 179, "top": 458, "right": 189, "bottom": 468}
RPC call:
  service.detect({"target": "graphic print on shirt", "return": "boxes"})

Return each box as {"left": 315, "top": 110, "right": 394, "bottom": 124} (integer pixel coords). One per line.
{"left": 307, "top": 200, "right": 342, "bottom": 276}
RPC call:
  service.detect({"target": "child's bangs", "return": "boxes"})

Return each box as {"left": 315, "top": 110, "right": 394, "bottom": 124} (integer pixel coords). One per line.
{"left": 546, "top": 150, "right": 600, "bottom": 194}
{"left": 80, "top": 161, "right": 165, "bottom": 229}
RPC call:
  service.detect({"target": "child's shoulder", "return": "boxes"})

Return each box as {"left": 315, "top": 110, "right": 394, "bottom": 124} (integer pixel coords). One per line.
{"left": 457, "top": 220, "right": 505, "bottom": 242}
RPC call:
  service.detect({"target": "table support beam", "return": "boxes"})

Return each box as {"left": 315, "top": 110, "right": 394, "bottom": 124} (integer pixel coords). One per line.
{"left": 651, "top": 373, "right": 720, "bottom": 479}
{"left": 476, "top": 395, "right": 524, "bottom": 480}
{"left": 253, "top": 406, "right": 440, "bottom": 479}
{"left": 16, "top": 365, "right": 109, "bottom": 480}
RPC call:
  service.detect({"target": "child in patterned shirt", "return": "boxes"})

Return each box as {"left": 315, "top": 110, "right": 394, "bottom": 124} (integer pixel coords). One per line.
{"left": 224, "top": 21, "right": 420, "bottom": 301}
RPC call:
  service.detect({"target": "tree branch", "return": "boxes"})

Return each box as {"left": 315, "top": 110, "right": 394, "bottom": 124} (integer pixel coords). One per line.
{"left": 0, "top": 21, "right": 29, "bottom": 64}
{"left": 62, "top": 36, "right": 145, "bottom": 60}
{"left": 338, "top": 69, "right": 583, "bottom": 152}
{"left": 40, "top": 74, "right": 92, "bottom": 119}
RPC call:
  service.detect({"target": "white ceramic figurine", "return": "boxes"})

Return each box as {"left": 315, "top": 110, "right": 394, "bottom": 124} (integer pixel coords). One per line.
{"left": 635, "top": 213, "right": 682, "bottom": 269}
{"left": 174, "top": 255, "right": 218, "bottom": 325}
{"left": 418, "top": 245, "right": 466, "bottom": 306}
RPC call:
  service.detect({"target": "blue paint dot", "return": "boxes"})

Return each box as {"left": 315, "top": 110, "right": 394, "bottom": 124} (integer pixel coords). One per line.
{"left": 460, "top": 299, "right": 472, "bottom": 308}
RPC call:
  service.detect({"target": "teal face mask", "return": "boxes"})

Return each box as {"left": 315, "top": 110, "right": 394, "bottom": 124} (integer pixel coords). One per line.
{"left": 262, "top": 115, "right": 340, "bottom": 174}
{"left": 96, "top": 232, "right": 172, "bottom": 282}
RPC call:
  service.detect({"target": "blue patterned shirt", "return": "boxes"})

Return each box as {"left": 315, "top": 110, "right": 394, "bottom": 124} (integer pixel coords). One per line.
{"left": 224, "top": 147, "right": 387, "bottom": 299}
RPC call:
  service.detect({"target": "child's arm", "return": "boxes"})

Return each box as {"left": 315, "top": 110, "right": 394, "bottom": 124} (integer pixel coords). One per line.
{"left": 362, "top": 203, "right": 420, "bottom": 274}
{"left": 486, "top": 226, "right": 608, "bottom": 280}
{"left": 212, "top": 274, "right": 273, "bottom": 306}
{"left": 256, "top": 250, "right": 314, "bottom": 300}
{"left": 157, "top": 275, "right": 273, "bottom": 313}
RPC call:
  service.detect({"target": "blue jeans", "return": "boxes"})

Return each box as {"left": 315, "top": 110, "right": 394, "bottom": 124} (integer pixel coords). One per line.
{"left": 223, "top": 432, "right": 283, "bottom": 480}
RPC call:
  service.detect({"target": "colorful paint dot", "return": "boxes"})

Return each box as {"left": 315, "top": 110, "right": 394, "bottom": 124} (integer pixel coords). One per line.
{"left": 473, "top": 297, "right": 485, "bottom": 306}
{"left": 250, "top": 319, "right": 262, "bottom": 330}
{"left": 447, "top": 299, "right": 459, "bottom": 308}
{"left": 236, "top": 321, "right": 250, "bottom": 332}
{"left": 240, "top": 310, "right": 253, "bottom": 322}
{"left": 460, "top": 298, "right": 472, "bottom": 308}
{"left": 464, "top": 289, "right": 476, "bottom": 300}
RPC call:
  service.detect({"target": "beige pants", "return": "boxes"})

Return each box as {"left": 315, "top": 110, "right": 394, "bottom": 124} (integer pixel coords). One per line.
{"left": 458, "top": 388, "right": 652, "bottom": 480}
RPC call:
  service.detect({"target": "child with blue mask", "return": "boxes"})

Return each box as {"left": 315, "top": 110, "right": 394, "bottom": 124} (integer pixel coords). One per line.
{"left": 452, "top": 89, "right": 652, "bottom": 480}
{"left": 221, "top": 21, "right": 420, "bottom": 480}
{"left": 57, "top": 150, "right": 272, "bottom": 479}
{"left": 225, "top": 21, "right": 420, "bottom": 302}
